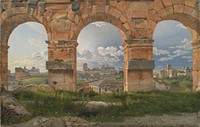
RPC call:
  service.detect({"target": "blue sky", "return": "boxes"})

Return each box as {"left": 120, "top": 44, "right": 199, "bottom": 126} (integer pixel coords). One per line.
{"left": 8, "top": 20, "right": 192, "bottom": 72}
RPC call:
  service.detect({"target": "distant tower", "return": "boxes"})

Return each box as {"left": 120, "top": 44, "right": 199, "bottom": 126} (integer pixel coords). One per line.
{"left": 83, "top": 63, "right": 88, "bottom": 75}
{"left": 166, "top": 64, "right": 172, "bottom": 69}
{"left": 165, "top": 64, "right": 171, "bottom": 76}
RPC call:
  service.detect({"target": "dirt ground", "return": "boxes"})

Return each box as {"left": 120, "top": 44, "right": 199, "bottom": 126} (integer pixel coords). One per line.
{"left": 101, "top": 113, "right": 200, "bottom": 127}
{"left": 2, "top": 113, "right": 200, "bottom": 127}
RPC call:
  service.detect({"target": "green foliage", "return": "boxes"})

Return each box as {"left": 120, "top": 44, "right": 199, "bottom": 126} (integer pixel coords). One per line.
{"left": 22, "top": 75, "right": 47, "bottom": 85}
{"left": 162, "top": 76, "right": 192, "bottom": 89}
{"left": 77, "top": 79, "right": 89, "bottom": 86}
{"left": 9, "top": 90, "right": 200, "bottom": 124}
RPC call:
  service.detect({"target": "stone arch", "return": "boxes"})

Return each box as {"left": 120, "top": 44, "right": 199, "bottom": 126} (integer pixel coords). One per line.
{"left": 1, "top": 7, "right": 51, "bottom": 45}
{"left": 71, "top": 5, "right": 130, "bottom": 41}
{"left": 148, "top": 1, "right": 199, "bottom": 39}
{"left": 0, "top": 5, "right": 50, "bottom": 88}
{"left": 148, "top": 0, "right": 200, "bottom": 91}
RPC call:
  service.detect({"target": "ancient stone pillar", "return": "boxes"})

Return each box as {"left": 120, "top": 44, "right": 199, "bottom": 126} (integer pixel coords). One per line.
{"left": 0, "top": 45, "right": 9, "bottom": 90}
{"left": 46, "top": 40, "right": 78, "bottom": 91}
{"left": 123, "top": 39, "right": 154, "bottom": 92}
{"left": 192, "top": 40, "right": 200, "bottom": 91}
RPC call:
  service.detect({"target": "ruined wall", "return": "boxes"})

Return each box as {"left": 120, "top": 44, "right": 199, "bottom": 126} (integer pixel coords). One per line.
{"left": 1, "top": 0, "right": 200, "bottom": 92}
{"left": 15, "top": 68, "right": 29, "bottom": 81}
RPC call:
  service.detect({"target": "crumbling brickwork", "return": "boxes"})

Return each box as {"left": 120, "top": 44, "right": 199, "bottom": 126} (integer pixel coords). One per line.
{"left": 1, "top": 0, "right": 200, "bottom": 92}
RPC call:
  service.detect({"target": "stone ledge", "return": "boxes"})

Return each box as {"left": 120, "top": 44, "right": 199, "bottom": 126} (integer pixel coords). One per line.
{"left": 125, "top": 39, "right": 154, "bottom": 45}
{"left": 192, "top": 40, "right": 200, "bottom": 48}
{"left": 55, "top": 40, "right": 78, "bottom": 48}
{"left": 46, "top": 60, "right": 73, "bottom": 70}
{"left": 128, "top": 60, "right": 154, "bottom": 70}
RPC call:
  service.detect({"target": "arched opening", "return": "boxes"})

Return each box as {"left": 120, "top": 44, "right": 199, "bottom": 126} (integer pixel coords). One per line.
{"left": 76, "top": 21, "right": 124, "bottom": 93}
{"left": 6, "top": 22, "right": 48, "bottom": 90}
{"left": 153, "top": 20, "right": 193, "bottom": 92}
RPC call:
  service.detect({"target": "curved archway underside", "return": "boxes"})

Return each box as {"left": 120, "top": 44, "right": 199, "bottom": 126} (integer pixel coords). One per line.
{"left": 1, "top": 0, "right": 200, "bottom": 92}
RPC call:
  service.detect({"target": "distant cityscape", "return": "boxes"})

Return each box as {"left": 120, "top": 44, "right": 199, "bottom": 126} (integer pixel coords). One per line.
{"left": 8, "top": 66, "right": 45, "bottom": 86}
{"left": 8, "top": 63, "right": 192, "bottom": 92}
{"left": 154, "top": 64, "right": 192, "bottom": 78}
{"left": 78, "top": 63, "right": 123, "bottom": 81}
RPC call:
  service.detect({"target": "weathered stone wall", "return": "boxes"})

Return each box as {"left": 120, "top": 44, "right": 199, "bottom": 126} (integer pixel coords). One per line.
{"left": 46, "top": 40, "right": 78, "bottom": 91}
{"left": 123, "top": 39, "right": 154, "bottom": 92}
{"left": 15, "top": 69, "right": 29, "bottom": 82}
{"left": 1, "top": 0, "right": 200, "bottom": 92}
{"left": 192, "top": 41, "right": 200, "bottom": 91}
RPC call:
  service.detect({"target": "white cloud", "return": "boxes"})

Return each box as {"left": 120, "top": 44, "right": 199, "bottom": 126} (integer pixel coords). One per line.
{"left": 176, "top": 38, "right": 192, "bottom": 50}
{"left": 77, "top": 47, "right": 124, "bottom": 70}
{"left": 153, "top": 47, "right": 170, "bottom": 56}
{"left": 182, "top": 56, "right": 192, "bottom": 59}
{"left": 119, "top": 46, "right": 124, "bottom": 50}
{"left": 9, "top": 50, "right": 48, "bottom": 72}
{"left": 176, "top": 23, "right": 187, "bottom": 29}
{"left": 77, "top": 50, "right": 93, "bottom": 59}
{"left": 159, "top": 57, "right": 174, "bottom": 62}
{"left": 155, "top": 65, "right": 163, "bottom": 69}
{"left": 91, "top": 22, "right": 106, "bottom": 28}
{"left": 157, "top": 38, "right": 192, "bottom": 62}
{"left": 173, "top": 49, "right": 190, "bottom": 57}
{"left": 97, "top": 46, "right": 123, "bottom": 57}
{"left": 169, "top": 46, "right": 176, "bottom": 49}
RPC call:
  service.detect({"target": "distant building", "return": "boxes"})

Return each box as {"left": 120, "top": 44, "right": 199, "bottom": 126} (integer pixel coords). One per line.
{"left": 89, "top": 79, "right": 123, "bottom": 94}
{"left": 29, "top": 67, "right": 40, "bottom": 75}
{"left": 159, "top": 64, "right": 192, "bottom": 78}
{"left": 8, "top": 70, "right": 16, "bottom": 86}
{"left": 81, "top": 63, "right": 119, "bottom": 81}
{"left": 14, "top": 66, "right": 41, "bottom": 85}
{"left": 15, "top": 67, "right": 29, "bottom": 82}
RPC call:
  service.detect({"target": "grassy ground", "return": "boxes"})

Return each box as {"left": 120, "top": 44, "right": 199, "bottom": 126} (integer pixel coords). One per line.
{"left": 22, "top": 75, "right": 47, "bottom": 85}
{"left": 10, "top": 90, "right": 200, "bottom": 123}
{"left": 162, "top": 76, "right": 192, "bottom": 89}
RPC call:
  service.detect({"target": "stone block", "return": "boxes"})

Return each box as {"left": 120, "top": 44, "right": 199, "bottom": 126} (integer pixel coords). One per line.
{"left": 68, "top": 11, "right": 74, "bottom": 21}
{"left": 132, "top": 10, "right": 148, "bottom": 19}
{"left": 110, "top": 1, "right": 117, "bottom": 7}
{"left": 96, "top": 12, "right": 104, "bottom": 21}
{"left": 2, "top": 8, "right": 15, "bottom": 19}
{"left": 173, "top": 4, "right": 184, "bottom": 13}
{"left": 112, "top": 8, "right": 121, "bottom": 19}
{"left": 128, "top": 60, "right": 154, "bottom": 70}
{"left": 123, "top": 23, "right": 130, "bottom": 30}
{"left": 96, "top": 6, "right": 105, "bottom": 13}
{"left": 46, "top": 60, "right": 73, "bottom": 70}
{"left": 165, "top": 6, "right": 174, "bottom": 14}
{"left": 185, "top": 0, "right": 196, "bottom": 8}
{"left": 120, "top": 15, "right": 126, "bottom": 23}
{"left": 162, "top": 0, "right": 173, "bottom": 7}
{"left": 148, "top": 9, "right": 162, "bottom": 22}
{"left": 52, "top": 12, "right": 68, "bottom": 20}
{"left": 132, "top": 19, "right": 147, "bottom": 29}
{"left": 159, "top": 9, "right": 168, "bottom": 17}
{"left": 183, "top": 6, "right": 193, "bottom": 15}
{"left": 14, "top": 7, "right": 26, "bottom": 14}
{"left": 46, "top": 0, "right": 70, "bottom": 3}
{"left": 116, "top": 1, "right": 129, "bottom": 12}
{"left": 44, "top": 10, "right": 53, "bottom": 22}
{"left": 110, "top": 16, "right": 122, "bottom": 29}
{"left": 153, "top": 1, "right": 164, "bottom": 11}
{"left": 108, "top": 6, "right": 115, "bottom": 15}
{"left": 171, "top": 0, "right": 185, "bottom": 5}
{"left": 191, "top": 9, "right": 198, "bottom": 18}
{"left": 74, "top": 15, "right": 80, "bottom": 24}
